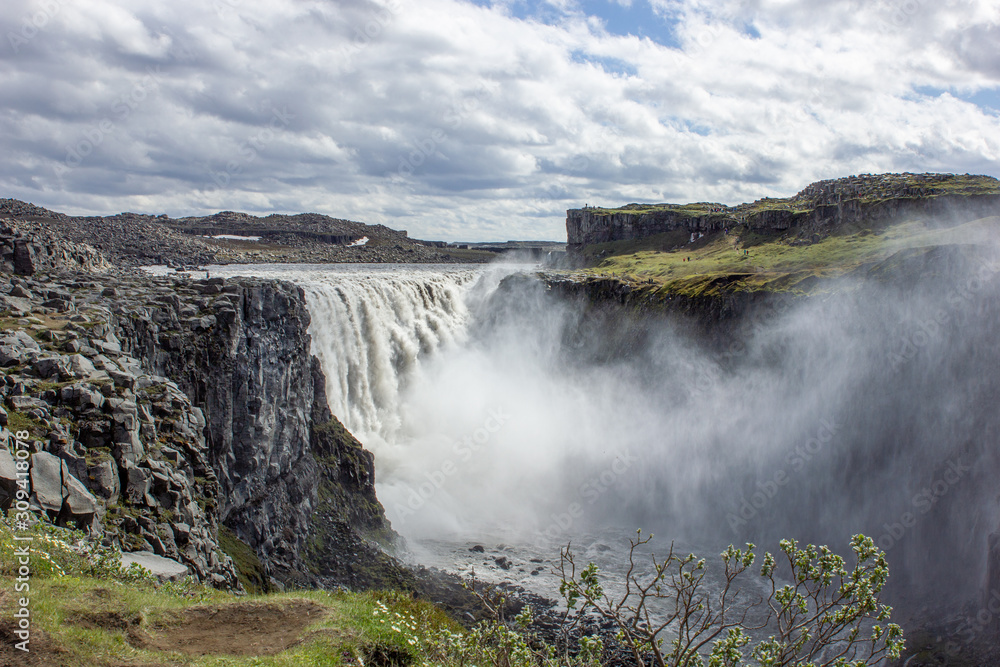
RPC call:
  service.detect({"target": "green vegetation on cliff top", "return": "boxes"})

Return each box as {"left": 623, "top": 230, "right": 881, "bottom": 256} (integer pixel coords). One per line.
{"left": 562, "top": 215, "right": 1000, "bottom": 298}
{"left": 576, "top": 173, "right": 1000, "bottom": 218}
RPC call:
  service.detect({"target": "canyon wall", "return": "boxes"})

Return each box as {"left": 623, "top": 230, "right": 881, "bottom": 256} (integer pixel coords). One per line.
{"left": 0, "top": 223, "right": 406, "bottom": 591}
{"left": 567, "top": 180, "right": 1000, "bottom": 250}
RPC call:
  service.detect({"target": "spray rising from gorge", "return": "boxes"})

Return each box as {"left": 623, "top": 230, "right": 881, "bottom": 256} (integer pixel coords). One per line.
{"left": 209, "top": 247, "right": 1000, "bottom": 621}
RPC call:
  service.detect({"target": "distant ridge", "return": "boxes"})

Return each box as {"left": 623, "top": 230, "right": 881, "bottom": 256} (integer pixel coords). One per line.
{"left": 567, "top": 172, "right": 1000, "bottom": 248}
{"left": 0, "top": 199, "right": 491, "bottom": 266}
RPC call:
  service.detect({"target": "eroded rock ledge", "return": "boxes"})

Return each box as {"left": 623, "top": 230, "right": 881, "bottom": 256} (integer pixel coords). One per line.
{"left": 0, "top": 228, "right": 405, "bottom": 592}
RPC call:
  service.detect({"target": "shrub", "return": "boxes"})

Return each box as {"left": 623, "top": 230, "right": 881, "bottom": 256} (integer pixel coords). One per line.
{"left": 558, "top": 531, "right": 904, "bottom": 667}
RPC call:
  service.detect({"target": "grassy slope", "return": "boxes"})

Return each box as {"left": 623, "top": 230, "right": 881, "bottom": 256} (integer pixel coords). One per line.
{"left": 563, "top": 216, "right": 1000, "bottom": 298}
{"left": 1, "top": 573, "right": 459, "bottom": 667}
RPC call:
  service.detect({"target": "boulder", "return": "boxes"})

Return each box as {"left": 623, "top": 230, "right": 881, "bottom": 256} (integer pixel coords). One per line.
{"left": 160, "top": 447, "right": 182, "bottom": 466}
{"left": 32, "top": 355, "right": 71, "bottom": 379}
{"left": 92, "top": 338, "right": 121, "bottom": 355}
{"left": 13, "top": 239, "right": 34, "bottom": 275}
{"left": 0, "top": 447, "right": 18, "bottom": 509}
{"left": 40, "top": 298, "right": 72, "bottom": 312}
{"left": 60, "top": 383, "right": 105, "bottom": 410}
{"left": 120, "top": 551, "right": 190, "bottom": 582}
{"left": 0, "top": 345, "right": 24, "bottom": 366}
{"left": 59, "top": 460, "right": 97, "bottom": 529}
{"left": 0, "top": 295, "right": 32, "bottom": 313}
{"left": 67, "top": 354, "right": 98, "bottom": 378}
{"left": 113, "top": 433, "right": 145, "bottom": 468}
{"left": 106, "top": 397, "right": 138, "bottom": 421}
{"left": 77, "top": 344, "right": 99, "bottom": 358}
{"left": 125, "top": 466, "right": 153, "bottom": 505}
{"left": 30, "top": 451, "right": 63, "bottom": 513}
{"left": 86, "top": 457, "right": 119, "bottom": 501}
{"left": 1, "top": 330, "right": 40, "bottom": 352}
{"left": 9, "top": 395, "right": 48, "bottom": 412}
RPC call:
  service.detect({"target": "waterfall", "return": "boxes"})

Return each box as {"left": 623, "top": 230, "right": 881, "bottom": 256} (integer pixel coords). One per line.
{"left": 299, "top": 268, "right": 481, "bottom": 441}
{"left": 203, "top": 255, "right": 1000, "bottom": 619}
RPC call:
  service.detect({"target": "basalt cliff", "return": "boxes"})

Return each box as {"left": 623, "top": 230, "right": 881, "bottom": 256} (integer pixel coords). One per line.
{"left": 0, "top": 215, "right": 408, "bottom": 594}
{"left": 567, "top": 172, "right": 1000, "bottom": 250}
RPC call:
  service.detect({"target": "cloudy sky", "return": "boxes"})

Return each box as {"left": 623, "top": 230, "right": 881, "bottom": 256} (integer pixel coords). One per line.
{"left": 1, "top": 0, "right": 999, "bottom": 241}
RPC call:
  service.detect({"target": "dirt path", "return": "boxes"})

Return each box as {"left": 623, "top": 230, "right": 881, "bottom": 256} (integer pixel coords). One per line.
{"left": 1, "top": 598, "right": 331, "bottom": 666}
{"left": 140, "top": 599, "right": 328, "bottom": 657}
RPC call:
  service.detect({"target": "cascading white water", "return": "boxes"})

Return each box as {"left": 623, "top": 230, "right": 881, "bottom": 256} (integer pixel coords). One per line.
{"left": 203, "top": 252, "right": 1000, "bottom": 624}
{"left": 298, "top": 267, "right": 479, "bottom": 441}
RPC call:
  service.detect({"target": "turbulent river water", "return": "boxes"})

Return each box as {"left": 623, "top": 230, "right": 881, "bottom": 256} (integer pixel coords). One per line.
{"left": 203, "top": 257, "right": 1000, "bottom": 638}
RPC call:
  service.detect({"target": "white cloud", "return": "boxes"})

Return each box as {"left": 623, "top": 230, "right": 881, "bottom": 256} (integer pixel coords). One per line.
{"left": 0, "top": 0, "right": 997, "bottom": 241}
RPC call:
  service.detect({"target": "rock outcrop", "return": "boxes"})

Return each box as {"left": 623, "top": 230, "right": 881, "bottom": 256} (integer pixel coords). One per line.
{"left": 567, "top": 172, "right": 1000, "bottom": 250}
{"left": 0, "top": 225, "right": 403, "bottom": 590}
{"left": 1, "top": 218, "right": 111, "bottom": 275}
{"left": 0, "top": 275, "right": 240, "bottom": 586}
{"left": 0, "top": 199, "right": 483, "bottom": 267}
{"left": 112, "top": 274, "right": 399, "bottom": 585}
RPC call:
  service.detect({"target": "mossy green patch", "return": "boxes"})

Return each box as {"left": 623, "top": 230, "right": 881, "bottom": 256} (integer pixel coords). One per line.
{"left": 5, "top": 409, "right": 46, "bottom": 436}
{"left": 218, "top": 525, "right": 271, "bottom": 595}
{"left": 563, "top": 215, "right": 1000, "bottom": 299}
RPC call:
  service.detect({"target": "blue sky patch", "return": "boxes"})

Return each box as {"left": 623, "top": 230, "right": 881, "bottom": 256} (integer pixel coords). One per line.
{"left": 466, "top": 0, "right": 682, "bottom": 47}
{"left": 570, "top": 50, "right": 638, "bottom": 77}
{"left": 913, "top": 85, "right": 1000, "bottom": 115}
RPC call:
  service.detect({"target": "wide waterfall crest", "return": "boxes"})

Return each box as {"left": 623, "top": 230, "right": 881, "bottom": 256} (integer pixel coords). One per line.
{"left": 300, "top": 268, "right": 483, "bottom": 440}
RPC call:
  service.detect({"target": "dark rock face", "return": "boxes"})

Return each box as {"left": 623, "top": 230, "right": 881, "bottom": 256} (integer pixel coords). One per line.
{"left": 0, "top": 225, "right": 402, "bottom": 591}
{"left": 112, "top": 276, "right": 399, "bottom": 585}
{"left": 566, "top": 208, "right": 725, "bottom": 247}
{"left": 13, "top": 239, "right": 33, "bottom": 275}
{"left": 566, "top": 173, "right": 1000, "bottom": 249}
{"left": 0, "top": 291, "right": 240, "bottom": 586}
{"left": 1, "top": 219, "right": 110, "bottom": 274}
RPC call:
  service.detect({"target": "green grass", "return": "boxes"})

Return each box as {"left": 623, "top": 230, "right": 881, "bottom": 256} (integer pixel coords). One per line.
{"left": 218, "top": 525, "right": 271, "bottom": 595}
{"left": 562, "top": 215, "right": 1000, "bottom": 298}
{"left": 582, "top": 202, "right": 730, "bottom": 218}
{"left": 579, "top": 173, "right": 1000, "bottom": 219}
{"left": 0, "top": 575, "right": 463, "bottom": 667}
{"left": 0, "top": 516, "right": 463, "bottom": 667}
{"left": 4, "top": 409, "right": 46, "bottom": 435}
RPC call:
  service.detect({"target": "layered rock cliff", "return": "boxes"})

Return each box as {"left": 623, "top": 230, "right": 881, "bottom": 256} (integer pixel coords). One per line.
{"left": 567, "top": 172, "right": 1000, "bottom": 250}
{"left": 112, "top": 274, "right": 402, "bottom": 588}
{"left": 0, "top": 221, "right": 405, "bottom": 592}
